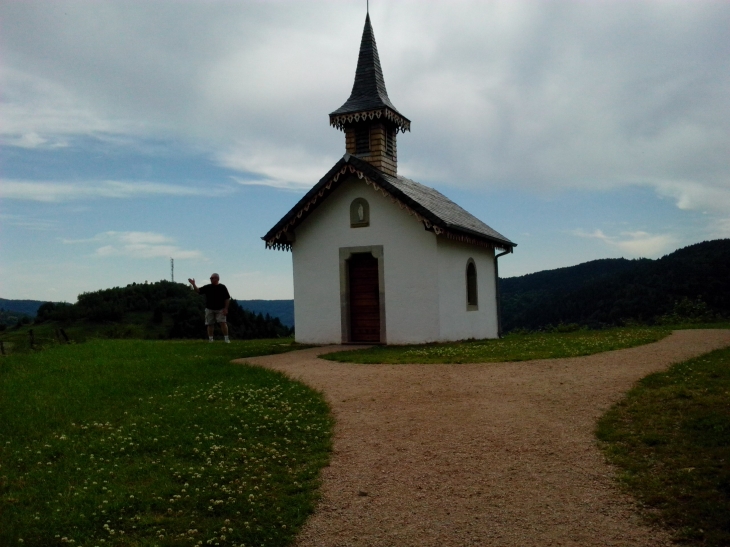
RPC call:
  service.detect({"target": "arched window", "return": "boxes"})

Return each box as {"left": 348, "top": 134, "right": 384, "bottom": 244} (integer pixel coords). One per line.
{"left": 350, "top": 198, "right": 370, "bottom": 228}
{"left": 466, "top": 259, "right": 478, "bottom": 310}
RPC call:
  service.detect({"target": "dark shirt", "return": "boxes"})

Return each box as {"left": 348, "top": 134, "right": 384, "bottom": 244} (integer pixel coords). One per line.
{"left": 198, "top": 284, "right": 231, "bottom": 310}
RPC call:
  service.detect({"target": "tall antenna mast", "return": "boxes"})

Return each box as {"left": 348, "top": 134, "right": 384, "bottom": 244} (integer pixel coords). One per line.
{"left": 170, "top": 257, "right": 174, "bottom": 282}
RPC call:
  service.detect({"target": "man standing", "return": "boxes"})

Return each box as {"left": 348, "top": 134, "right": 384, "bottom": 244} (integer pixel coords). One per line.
{"left": 188, "top": 273, "right": 231, "bottom": 343}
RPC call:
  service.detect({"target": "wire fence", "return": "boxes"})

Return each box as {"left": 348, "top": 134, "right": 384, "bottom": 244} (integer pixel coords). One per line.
{"left": 0, "top": 328, "right": 73, "bottom": 356}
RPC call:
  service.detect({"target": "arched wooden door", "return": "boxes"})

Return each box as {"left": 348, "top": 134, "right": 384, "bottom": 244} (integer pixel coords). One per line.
{"left": 349, "top": 253, "right": 381, "bottom": 343}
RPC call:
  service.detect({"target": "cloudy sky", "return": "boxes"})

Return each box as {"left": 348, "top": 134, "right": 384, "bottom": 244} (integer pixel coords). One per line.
{"left": 1, "top": 0, "right": 729, "bottom": 302}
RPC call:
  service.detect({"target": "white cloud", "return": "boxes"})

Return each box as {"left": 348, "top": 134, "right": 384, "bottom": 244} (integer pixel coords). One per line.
{"left": 218, "top": 141, "right": 338, "bottom": 190}
{"left": 572, "top": 228, "right": 678, "bottom": 257}
{"left": 649, "top": 179, "right": 730, "bottom": 213}
{"left": 0, "top": 213, "right": 59, "bottom": 231}
{"left": 65, "top": 231, "right": 203, "bottom": 260}
{"left": 0, "top": 179, "right": 233, "bottom": 202}
{"left": 0, "top": 67, "right": 140, "bottom": 148}
{"left": 708, "top": 218, "right": 730, "bottom": 240}
{"left": 115, "top": 232, "right": 172, "bottom": 245}
{"left": 389, "top": 3, "right": 730, "bottom": 214}
{"left": 231, "top": 176, "right": 309, "bottom": 191}
{"left": 4, "top": 132, "right": 49, "bottom": 149}
{"left": 2, "top": 1, "right": 728, "bottom": 215}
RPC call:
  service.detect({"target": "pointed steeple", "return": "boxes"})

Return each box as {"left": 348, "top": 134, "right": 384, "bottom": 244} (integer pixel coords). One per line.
{"left": 330, "top": 14, "right": 409, "bottom": 176}
{"left": 329, "top": 14, "right": 409, "bottom": 131}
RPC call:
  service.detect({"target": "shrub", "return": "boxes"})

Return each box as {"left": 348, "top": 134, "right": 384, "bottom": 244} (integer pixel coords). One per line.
{"left": 658, "top": 297, "right": 717, "bottom": 325}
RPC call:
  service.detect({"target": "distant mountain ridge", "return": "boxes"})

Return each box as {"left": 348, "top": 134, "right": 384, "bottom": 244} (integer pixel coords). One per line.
{"left": 500, "top": 239, "right": 730, "bottom": 330}
{"left": 237, "top": 300, "right": 294, "bottom": 328}
{"left": 0, "top": 298, "right": 52, "bottom": 317}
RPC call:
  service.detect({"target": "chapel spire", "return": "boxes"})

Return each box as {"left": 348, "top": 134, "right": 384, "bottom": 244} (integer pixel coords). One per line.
{"left": 329, "top": 13, "right": 410, "bottom": 176}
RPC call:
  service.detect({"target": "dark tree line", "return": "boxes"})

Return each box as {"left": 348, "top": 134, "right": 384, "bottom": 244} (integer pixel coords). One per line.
{"left": 34, "top": 280, "right": 292, "bottom": 340}
{"left": 501, "top": 239, "right": 730, "bottom": 331}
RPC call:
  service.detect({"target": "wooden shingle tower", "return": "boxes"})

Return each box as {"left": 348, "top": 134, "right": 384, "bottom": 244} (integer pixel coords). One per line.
{"left": 329, "top": 14, "right": 410, "bottom": 177}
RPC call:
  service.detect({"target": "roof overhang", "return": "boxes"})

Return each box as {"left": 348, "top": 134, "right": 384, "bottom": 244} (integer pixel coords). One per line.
{"left": 262, "top": 155, "right": 516, "bottom": 253}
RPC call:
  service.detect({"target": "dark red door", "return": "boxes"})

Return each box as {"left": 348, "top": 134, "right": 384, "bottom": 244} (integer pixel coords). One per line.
{"left": 349, "top": 253, "right": 381, "bottom": 343}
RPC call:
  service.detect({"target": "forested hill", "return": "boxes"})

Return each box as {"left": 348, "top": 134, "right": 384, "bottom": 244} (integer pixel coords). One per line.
{"left": 1, "top": 294, "right": 295, "bottom": 329}
{"left": 501, "top": 258, "right": 646, "bottom": 296}
{"left": 32, "top": 280, "right": 292, "bottom": 340}
{"left": 501, "top": 239, "right": 730, "bottom": 331}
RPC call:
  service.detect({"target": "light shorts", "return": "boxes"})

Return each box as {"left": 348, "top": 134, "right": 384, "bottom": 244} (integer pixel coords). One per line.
{"left": 205, "top": 308, "right": 227, "bottom": 325}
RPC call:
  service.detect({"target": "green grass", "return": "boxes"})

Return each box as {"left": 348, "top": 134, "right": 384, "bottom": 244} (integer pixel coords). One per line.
{"left": 0, "top": 317, "right": 186, "bottom": 356}
{"left": 0, "top": 338, "right": 331, "bottom": 547}
{"left": 323, "top": 326, "right": 672, "bottom": 364}
{"left": 597, "top": 346, "right": 730, "bottom": 546}
{"left": 0, "top": 322, "right": 137, "bottom": 357}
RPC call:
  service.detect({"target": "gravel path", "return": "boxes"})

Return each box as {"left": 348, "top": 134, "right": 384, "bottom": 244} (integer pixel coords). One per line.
{"left": 234, "top": 329, "right": 730, "bottom": 547}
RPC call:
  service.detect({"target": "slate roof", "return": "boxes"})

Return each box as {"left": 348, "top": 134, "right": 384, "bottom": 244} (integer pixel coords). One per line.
{"left": 329, "top": 14, "right": 410, "bottom": 132}
{"left": 262, "top": 154, "right": 515, "bottom": 251}
{"left": 380, "top": 172, "right": 514, "bottom": 246}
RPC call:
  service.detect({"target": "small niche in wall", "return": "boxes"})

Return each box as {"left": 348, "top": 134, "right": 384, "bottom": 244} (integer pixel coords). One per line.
{"left": 350, "top": 198, "right": 370, "bottom": 228}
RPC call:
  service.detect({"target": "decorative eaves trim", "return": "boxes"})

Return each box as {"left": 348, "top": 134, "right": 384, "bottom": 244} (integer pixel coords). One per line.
{"left": 263, "top": 159, "right": 513, "bottom": 253}
{"left": 264, "top": 164, "right": 347, "bottom": 251}
{"left": 329, "top": 107, "right": 411, "bottom": 134}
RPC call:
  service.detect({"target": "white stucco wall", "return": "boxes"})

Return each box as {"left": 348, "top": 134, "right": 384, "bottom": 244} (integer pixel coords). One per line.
{"left": 436, "top": 238, "right": 499, "bottom": 341}
{"left": 291, "top": 174, "right": 502, "bottom": 344}
{"left": 292, "top": 175, "right": 440, "bottom": 344}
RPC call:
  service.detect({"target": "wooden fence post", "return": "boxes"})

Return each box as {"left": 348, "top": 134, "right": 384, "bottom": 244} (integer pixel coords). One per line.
{"left": 29, "top": 329, "right": 35, "bottom": 349}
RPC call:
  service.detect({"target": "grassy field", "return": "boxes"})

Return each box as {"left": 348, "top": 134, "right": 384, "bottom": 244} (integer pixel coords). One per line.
{"left": 0, "top": 338, "right": 332, "bottom": 547}
{"left": 323, "top": 326, "right": 672, "bottom": 364}
{"left": 597, "top": 346, "right": 730, "bottom": 546}
{"left": 0, "top": 318, "right": 171, "bottom": 356}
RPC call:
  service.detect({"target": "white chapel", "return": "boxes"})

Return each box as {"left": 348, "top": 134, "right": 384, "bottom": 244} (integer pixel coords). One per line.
{"left": 263, "top": 14, "right": 516, "bottom": 345}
